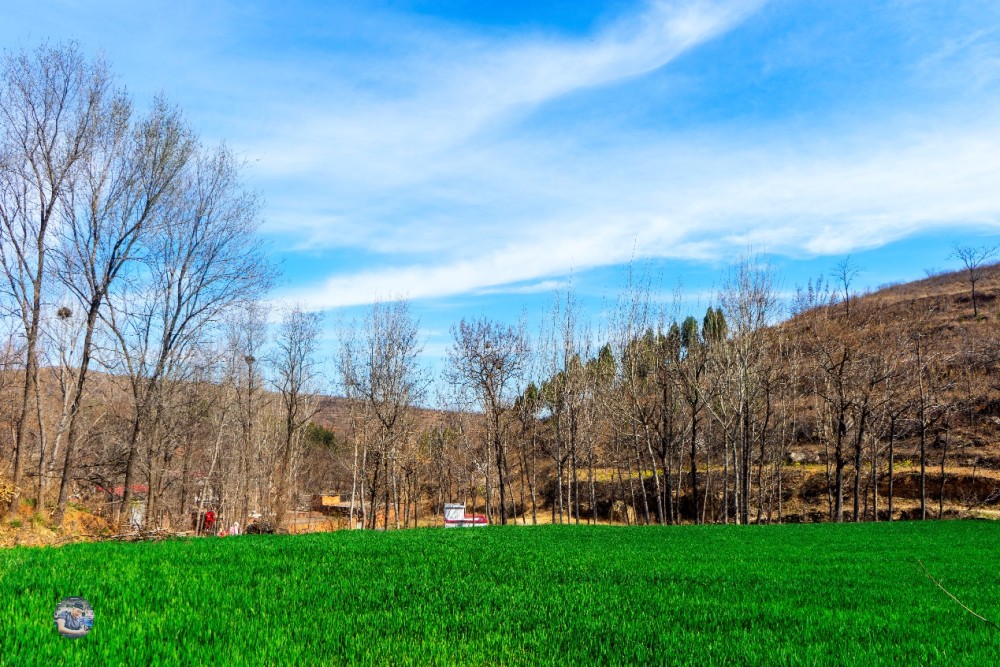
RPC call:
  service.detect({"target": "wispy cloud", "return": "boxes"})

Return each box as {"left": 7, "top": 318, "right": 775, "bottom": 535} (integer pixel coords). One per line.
{"left": 248, "top": 0, "right": 765, "bottom": 250}
{"left": 253, "top": 0, "right": 771, "bottom": 306}
{"left": 475, "top": 280, "right": 573, "bottom": 296}
{"left": 275, "top": 107, "right": 1000, "bottom": 308}
{"left": 249, "top": 0, "right": 1000, "bottom": 310}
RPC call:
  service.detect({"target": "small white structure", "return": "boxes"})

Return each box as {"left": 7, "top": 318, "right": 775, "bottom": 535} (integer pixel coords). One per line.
{"left": 128, "top": 502, "right": 145, "bottom": 531}
{"left": 443, "top": 503, "right": 488, "bottom": 528}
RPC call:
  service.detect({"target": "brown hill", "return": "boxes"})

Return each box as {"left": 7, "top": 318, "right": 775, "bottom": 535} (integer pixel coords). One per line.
{"left": 766, "top": 261, "right": 1000, "bottom": 520}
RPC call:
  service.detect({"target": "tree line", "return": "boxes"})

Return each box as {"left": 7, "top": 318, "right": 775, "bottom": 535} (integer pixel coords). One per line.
{"left": 336, "top": 255, "right": 998, "bottom": 529}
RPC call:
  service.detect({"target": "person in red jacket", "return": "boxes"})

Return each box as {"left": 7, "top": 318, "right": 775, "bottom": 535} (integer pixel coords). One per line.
{"left": 204, "top": 510, "right": 216, "bottom": 533}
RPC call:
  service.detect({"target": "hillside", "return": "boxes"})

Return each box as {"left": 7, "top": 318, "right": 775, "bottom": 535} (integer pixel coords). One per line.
{"left": 309, "top": 262, "right": 1000, "bottom": 526}
{"left": 748, "top": 261, "right": 1000, "bottom": 521}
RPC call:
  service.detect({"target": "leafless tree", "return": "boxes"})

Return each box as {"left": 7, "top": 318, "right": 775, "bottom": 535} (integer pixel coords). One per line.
{"left": 220, "top": 301, "right": 269, "bottom": 527}
{"left": 36, "top": 297, "right": 84, "bottom": 511}
{"left": 719, "top": 253, "right": 779, "bottom": 524}
{"left": 833, "top": 256, "right": 862, "bottom": 319}
{"left": 447, "top": 316, "right": 529, "bottom": 525}
{"left": 0, "top": 43, "right": 114, "bottom": 517}
{"left": 540, "top": 289, "right": 598, "bottom": 524}
{"left": 51, "top": 96, "right": 194, "bottom": 526}
{"left": 105, "top": 143, "right": 271, "bottom": 528}
{"left": 607, "top": 267, "right": 663, "bottom": 524}
{"left": 951, "top": 243, "right": 998, "bottom": 317}
{"left": 338, "top": 299, "right": 425, "bottom": 529}
{"left": 513, "top": 381, "right": 543, "bottom": 524}
{"left": 675, "top": 314, "right": 710, "bottom": 524}
{"left": 272, "top": 306, "right": 322, "bottom": 530}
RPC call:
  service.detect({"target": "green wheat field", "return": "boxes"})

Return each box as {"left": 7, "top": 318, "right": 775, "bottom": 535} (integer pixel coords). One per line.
{"left": 2, "top": 522, "right": 999, "bottom": 665}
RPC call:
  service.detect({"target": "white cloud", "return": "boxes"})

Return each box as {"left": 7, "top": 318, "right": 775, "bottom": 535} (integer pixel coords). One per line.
{"left": 273, "top": 109, "right": 1000, "bottom": 310}
{"left": 475, "top": 280, "right": 573, "bottom": 296}
{"left": 248, "top": 1, "right": 765, "bottom": 244}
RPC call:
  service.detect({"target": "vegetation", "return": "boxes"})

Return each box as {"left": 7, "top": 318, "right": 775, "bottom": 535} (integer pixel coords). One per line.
{"left": 2, "top": 522, "right": 999, "bottom": 664}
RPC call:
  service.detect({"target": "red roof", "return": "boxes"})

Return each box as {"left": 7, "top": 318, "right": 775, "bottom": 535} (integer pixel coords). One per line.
{"left": 95, "top": 484, "right": 149, "bottom": 497}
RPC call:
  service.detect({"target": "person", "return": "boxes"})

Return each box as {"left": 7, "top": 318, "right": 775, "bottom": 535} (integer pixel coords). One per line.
{"left": 229, "top": 521, "right": 240, "bottom": 536}
{"left": 54, "top": 601, "right": 90, "bottom": 638}
{"left": 204, "top": 510, "right": 216, "bottom": 533}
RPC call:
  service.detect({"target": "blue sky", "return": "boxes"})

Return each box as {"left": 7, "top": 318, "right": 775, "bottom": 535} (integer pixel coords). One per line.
{"left": 5, "top": 0, "right": 1000, "bottom": 377}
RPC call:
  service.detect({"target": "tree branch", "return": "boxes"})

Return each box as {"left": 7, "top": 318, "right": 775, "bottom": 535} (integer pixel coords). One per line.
{"left": 916, "top": 559, "right": 1000, "bottom": 631}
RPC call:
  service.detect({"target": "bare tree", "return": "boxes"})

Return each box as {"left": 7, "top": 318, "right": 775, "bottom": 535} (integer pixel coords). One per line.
{"left": 35, "top": 299, "right": 83, "bottom": 507}
{"left": 608, "top": 267, "right": 663, "bottom": 524}
{"left": 907, "top": 328, "right": 955, "bottom": 521}
{"left": 272, "top": 306, "right": 322, "bottom": 530}
{"left": 0, "top": 43, "right": 113, "bottom": 517}
{"left": 719, "top": 253, "right": 779, "bottom": 524}
{"left": 952, "top": 243, "right": 998, "bottom": 317}
{"left": 674, "top": 315, "right": 710, "bottom": 524}
{"left": 51, "top": 96, "right": 194, "bottom": 526}
{"left": 447, "top": 317, "right": 529, "bottom": 526}
{"left": 833, "top": 256, "right": 862, "bottom": 319}
{"left": 221, "top": 301, "right": 269, "bottom": 527}
{"left": 105, "top": 143, "right": 271, "bottom": 528}
{"left": 513, "top": 382, "right": 543, "bottom": 524}
{"left": 540, "top": 289, "right": 598, "bottom": 524}
{"left": 338, "top": 299, "right": 425, "bottom": 529}
{"left": 336, "top": 319, "right": 372, "bottom": 528}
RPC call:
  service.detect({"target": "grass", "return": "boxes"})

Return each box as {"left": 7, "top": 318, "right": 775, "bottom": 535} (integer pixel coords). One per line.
{"left": 1, "top": 522, "right": 999, "bottom": 665}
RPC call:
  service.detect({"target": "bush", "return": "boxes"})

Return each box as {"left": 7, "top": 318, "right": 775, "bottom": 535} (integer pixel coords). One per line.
{"left": 0, "top": 479, "right": 13, "bottom": 504}
{"left": 245, "top": 520, "right": 276, "bottom": 535}
{"left": 7, "top": 520, "right": 22, "bottom": 529}
{"left": 304, "top": 422, "right": 337, "bottom": 450}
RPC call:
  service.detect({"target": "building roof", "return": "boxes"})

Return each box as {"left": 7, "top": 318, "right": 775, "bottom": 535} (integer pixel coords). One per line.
{"left": 95, "top": 484, "right": 149, "bottom": 498}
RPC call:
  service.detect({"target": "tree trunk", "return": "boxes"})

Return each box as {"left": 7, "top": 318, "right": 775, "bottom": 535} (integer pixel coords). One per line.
{"left": 887, "top": 417, "right": 895, "bottom": 522}
{"left": 852, "top": 409, "right": 868, "bottom": 523}
{"left": 689, "top": 406, "right": 700, "bottom": 524}
{"left": 834, "top": 408, "right": 847, "bottom": 523}
{"left": 939, "top": 422, "right": 950, "bottom": 519}
{"left": 633, "top": 431, "right": 650, "bottom": 525}
{"left": 53, "top": 304, "right": 103, "bottom": 526}
{"left": 643, "top": 427, "right": 664, "bottom": 524}
{"left": 495, "top": 423, "right": 507, "bottom": 526}
{"left": 589, "top": 444, "right": 597, "bottom": 524}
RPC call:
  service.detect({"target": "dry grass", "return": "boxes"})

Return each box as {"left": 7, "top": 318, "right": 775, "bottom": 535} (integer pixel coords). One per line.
{"left": 0, "top": 500, "right": 110, "bottom": 547}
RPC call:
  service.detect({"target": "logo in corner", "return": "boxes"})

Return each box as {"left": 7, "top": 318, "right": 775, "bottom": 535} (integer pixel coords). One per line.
{"left": 54, "top": 596, "right": 94, "bottom": 638}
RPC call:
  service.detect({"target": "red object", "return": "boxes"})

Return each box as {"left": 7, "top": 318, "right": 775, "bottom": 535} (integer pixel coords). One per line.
{"left": 444, "top": 514, "right": 489, "bottom": 525}
{"left": 205, "top": 511, "right": 216, "bottom": 528}
{"left": 95, "top": 484, "right": 149, "bottom": 498}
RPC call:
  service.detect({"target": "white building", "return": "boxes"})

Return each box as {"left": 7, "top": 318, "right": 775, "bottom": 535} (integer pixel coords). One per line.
{"left": 443, "top": 503, "right": 488, "bottom": 528}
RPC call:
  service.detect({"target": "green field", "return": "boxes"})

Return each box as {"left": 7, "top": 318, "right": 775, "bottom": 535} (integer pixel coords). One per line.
{"left": 2, "top": 522, "right": 999, "bottom": 665}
